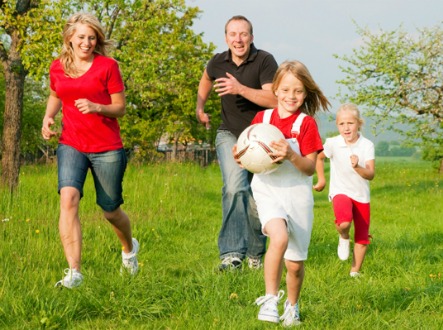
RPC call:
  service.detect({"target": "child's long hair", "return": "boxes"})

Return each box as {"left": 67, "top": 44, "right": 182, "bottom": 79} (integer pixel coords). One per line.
{"left": 59, "top": 12, "right": 113, "bottom": 78}
{"left": 272, "top": 60, "right": 330, "bottom": 116}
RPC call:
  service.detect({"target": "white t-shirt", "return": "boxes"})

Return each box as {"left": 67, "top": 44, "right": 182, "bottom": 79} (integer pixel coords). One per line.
{"left": 323, "top": 134, "right": 374, "bottom": 203}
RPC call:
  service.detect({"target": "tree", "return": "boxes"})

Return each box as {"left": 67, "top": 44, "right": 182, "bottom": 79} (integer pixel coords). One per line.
{"left": 0, "top": 0, "right": 63, "bottom": 190}
{"left": 1, "top": 0, "right": 216, "bottom": 190}
{"left": 336, "top": 24, "right": 443, "bottom": 172}
{"left": 106, "top": 0, "right": 216, "bottom": 161}
{"left": 375, "top": 141, "right": 389, "bottom": 157}
{"left": 20, "top": 77, "right": 51, "bottom": 163}
{"left": 63, "top": 0, "right": 217, "bottom": 161}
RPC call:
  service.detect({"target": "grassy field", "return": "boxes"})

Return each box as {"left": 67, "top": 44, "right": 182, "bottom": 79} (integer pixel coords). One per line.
{"left": 0, "top": 159, "right": 442, "bottom": 329}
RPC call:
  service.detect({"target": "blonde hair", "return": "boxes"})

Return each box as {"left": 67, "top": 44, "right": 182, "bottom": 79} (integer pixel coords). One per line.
{"left": 272, "top": 60, "right": 330, "bottom": 116}
{"left": 336, "top": 103, "right": 364, "bottom": 130}
{"left": 59, "top": 13, "right": 113, "bottom": 77}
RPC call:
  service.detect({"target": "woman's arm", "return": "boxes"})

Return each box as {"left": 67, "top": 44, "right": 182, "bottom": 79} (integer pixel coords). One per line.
{"left": 74, "top": 91, "right": 126, "bottom": 118}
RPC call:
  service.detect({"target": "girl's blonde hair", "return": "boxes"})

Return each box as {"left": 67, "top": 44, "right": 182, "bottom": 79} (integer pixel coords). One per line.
{"left": 272, "top": 60, "right": 330, "bottom": 116}
{"left": 336, "top": 103, "right": 364, "bottom": 130}
{"left": 60, "top": 13, "right": 113, "bottom": 77}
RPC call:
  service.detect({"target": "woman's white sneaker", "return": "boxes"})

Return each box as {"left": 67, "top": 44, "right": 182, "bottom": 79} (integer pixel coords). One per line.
{"left": 55, "top": 268, "right": 83, "bottom": 288}
{"left": 121, "top": 238, "right": 139, "bottom": 275}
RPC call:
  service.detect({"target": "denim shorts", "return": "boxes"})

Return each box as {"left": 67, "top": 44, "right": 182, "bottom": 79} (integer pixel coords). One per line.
{"left": 57, "top": 144, "right": 127, "bottom": 212}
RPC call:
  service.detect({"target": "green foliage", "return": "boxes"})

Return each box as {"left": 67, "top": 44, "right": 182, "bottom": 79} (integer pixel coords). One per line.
{"left": 9, "top": 0, "right": 219, "bottom": 162}
{"left": 1, "top": 0, "right": 66, "bottom": 79}
{"left": 113, "top": 0, "right": 217, "bottom": 158}
{"left": 375, "top": 141, "right": 390, "bottom": 156}
{"left": 62, "top": 0, "right": 219, "bottom": 159}
{"left": 0, "top": 68, "right": 57, "bottom": 162}
{"left": 375, "top": 140, "right": 417, "bottom": 157}
{"left": 20, "top": 77, "right": 53, "bottom": 159}
{"left": 0, "top": 161, "right": 442, "bottom": 329}
{"left": 2, "top": 0, "right": 219, "bottom": 164}
{"left": 336, "top": 24, "right": 443, "bottom": 165}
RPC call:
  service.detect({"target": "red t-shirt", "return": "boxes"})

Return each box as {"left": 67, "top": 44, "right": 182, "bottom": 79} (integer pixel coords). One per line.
{"left": 50, "top": 54, "right": 125, "bottom": 152}
{"left": 251, "top": 109, "right": 323, "bottom": 156}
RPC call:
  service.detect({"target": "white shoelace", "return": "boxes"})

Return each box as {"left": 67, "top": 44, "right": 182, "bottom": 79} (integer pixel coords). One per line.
{"left": 255, "top": 290, "right": 285, "bottom": 306}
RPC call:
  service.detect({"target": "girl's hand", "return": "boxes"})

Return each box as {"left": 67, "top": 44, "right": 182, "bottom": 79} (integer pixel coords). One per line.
{"left": 269, "top": 139, "right": 294, "bottom": 162}
{"left": 350, "top": 154, "right": 359, "bottom": 168}
{"left": 232, "top": 144, "right": 244, "bottom": 167}
{"left": 313, "top": 179, "right": 326, "bottom": 192}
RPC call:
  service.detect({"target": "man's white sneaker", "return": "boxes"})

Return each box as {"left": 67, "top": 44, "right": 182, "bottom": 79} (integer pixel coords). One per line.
{"left": 247, "top": 257, "right": 263, "bottom": 269}
{"left": 255, "top": 290, "right": 284, "bottom": 323}
{"left": 337, "top": 236, "right": 350, "bottom": 260}
{"left": 218, "top": 256, "right": 242, "bottom": 271}
{"left": 122, "top": 238, "right": 139, "bottom": 275}
{"left": 280, "top": 300, "right": 301, "bottom": 327}
{"left": 55, "top": 268, "right": 83, "bottom": 289}
{"left": 350, "top": 271, "right": 361, "bottom": 278}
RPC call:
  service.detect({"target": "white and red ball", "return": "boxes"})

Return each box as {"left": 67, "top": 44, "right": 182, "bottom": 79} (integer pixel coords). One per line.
{"left": 235, "top": 123, "right": 285, "bottom": 174}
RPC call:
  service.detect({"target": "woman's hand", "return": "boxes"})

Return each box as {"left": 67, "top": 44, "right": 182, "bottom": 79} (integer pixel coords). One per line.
{"left": 75, "top": 98, "right": 99, "bottom": 114}
{"left": 41, "top": 116, "right": 57, "bottom": 140}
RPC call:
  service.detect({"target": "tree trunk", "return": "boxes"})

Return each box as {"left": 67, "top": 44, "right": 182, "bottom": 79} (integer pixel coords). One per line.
{"left": 1, "top": 51, "right": 25, "bottom": 191}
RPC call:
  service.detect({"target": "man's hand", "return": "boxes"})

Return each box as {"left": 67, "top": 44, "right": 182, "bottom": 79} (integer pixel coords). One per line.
{"left": 214, "top": 72, "right": 244, "bottom": 96}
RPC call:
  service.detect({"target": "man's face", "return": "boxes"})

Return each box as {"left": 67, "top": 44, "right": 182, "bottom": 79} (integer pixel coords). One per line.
{"left": 225, "top": 19, "right": 254, "bottom": 63}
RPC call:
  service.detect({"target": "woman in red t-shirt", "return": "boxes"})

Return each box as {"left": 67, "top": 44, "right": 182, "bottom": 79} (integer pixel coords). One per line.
{"left": 41, "top": 13, "right": 139, "bottom": 288}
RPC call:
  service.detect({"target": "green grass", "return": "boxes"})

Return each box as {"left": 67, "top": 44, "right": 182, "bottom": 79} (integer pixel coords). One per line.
{"left": 0, "top": 160, "right": 442, "bottom": 329}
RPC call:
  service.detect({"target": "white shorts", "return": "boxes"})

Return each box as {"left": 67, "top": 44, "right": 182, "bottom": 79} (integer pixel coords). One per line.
{"left": 251, "top": 162, "right": 314, "bottom": 261}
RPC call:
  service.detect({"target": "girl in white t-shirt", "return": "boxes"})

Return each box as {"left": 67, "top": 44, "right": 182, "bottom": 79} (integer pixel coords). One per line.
{"left": 314, "top": 103, "right": 375, "bottom": 278}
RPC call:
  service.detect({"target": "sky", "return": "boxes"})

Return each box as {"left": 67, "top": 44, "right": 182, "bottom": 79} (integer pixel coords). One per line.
{"left": 185, "top": 0, "right": 443, "bottom": 115}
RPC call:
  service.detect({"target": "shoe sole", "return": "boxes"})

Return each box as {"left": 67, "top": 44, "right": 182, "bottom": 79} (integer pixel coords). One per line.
{"left": 337, "top": 247, "right": 349, "bottom": 260}
{"left": 218, "top": 259, "right": 242, "bottom": 271}
{"left": 218, "top": 264, "right": 242, "bottom": 272}
{"left": 258, "top": 314, "right": 279, "bottom": 323}
{"left": 54, "top": 279, "right": 83, "bottom": 289}
{"left": 282, "top": 319, "right": 301, "bottom": 326}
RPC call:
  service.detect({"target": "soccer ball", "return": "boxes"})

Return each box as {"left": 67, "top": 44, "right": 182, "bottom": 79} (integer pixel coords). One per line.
{"left": 235, "top": 123, "right": 285, "bottom": 174}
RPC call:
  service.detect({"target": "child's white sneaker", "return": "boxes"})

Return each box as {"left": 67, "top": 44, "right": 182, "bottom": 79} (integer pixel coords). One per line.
{"left": 255, "top": 290, "right": 284, "bottom": 323}
{"left": 337, "top": 236, "right": 350, "bottom": 260}
{"left": 280, "top": 300, "right": 301, "bottom": 327}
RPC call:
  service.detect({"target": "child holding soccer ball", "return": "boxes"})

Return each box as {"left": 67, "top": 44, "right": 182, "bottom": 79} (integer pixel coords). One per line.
{"left": 234, "top": 60, "right": 330, "bottom": 326}
{"left": 313, "top": 103, "right": 375, "bottom": 278}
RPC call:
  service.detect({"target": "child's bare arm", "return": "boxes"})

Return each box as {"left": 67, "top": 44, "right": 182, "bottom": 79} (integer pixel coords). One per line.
{"left": 313, "top": 151, "right": 326, "bottom": 191}
{"left": 270, "top": 139, "right": 317, "bottom": 176}
{"left": 351, "top": 156, "right": 375, "bottom": 180}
